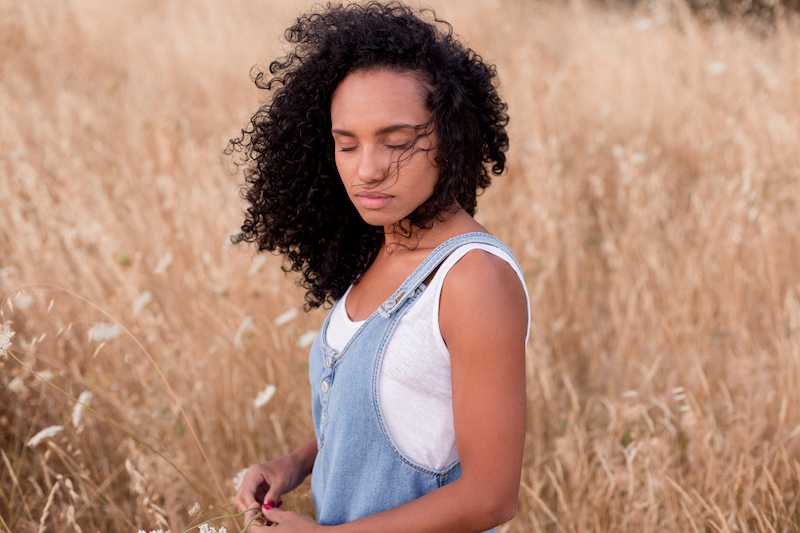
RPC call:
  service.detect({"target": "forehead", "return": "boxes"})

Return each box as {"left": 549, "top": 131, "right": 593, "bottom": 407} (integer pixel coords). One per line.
{"left": 330, "top": 69, "right": 430, "bottom": 127}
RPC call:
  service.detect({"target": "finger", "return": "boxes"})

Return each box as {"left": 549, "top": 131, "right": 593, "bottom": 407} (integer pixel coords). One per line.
{"left": 262, "top": 486, "right": 284, "bottom": 509}
{"left": 243, "top": 507, "right": 262, "bottom": 529}
{"left": 245, "top": 520, "right": 271, "bottom": 533}
{"left": 236, "top": 491, "right": 260, "bottom": 513}
{"left": 262, "top": 508, "right": 285, "bottom": 526}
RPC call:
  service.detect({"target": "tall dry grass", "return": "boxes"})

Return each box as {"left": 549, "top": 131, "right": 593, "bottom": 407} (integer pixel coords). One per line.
{"left": 1, "top": 0, "right": 799, "bottom": 531}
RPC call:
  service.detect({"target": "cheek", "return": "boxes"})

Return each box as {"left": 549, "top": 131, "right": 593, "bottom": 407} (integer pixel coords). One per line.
{"left": 334, "top": 154, "right": 352, "bottom": 187}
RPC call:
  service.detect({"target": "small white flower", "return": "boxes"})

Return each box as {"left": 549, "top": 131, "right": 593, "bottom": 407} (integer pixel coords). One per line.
{"left": 153, "top": 252, "right": 173, "bottom": 274}
{"left": 634, "top": 17, "right": 652, "bottom": 32}
{"left": 199, "top": 524, "right": 227, "bottom": 533}
{"left": 36, "top": 370, "right": 54, "bottom": 381}
{"left": 72, "top": 390, "right": 93, "bottom": 428}
{"left": 234, "top": 316, "right": 254, "bottom": 349}
{"left": 232, "top": 468, "right": 248, "bottom": 491}
{"left": 274, "top": 308, "right": 299, "bottom": 326}
{"left": 8, "top": 377, "right": 26, "bottom": 393}
{"left": 708, "top": 61, "right": 727, "bottom": 76}
{"left": 297, "top": 330, "right": 317, "bottom": 348}
{"left": 89, "top": 323, "right": 120, "bottom": 341}
{"left": 253, "top": 384, "right": 276, "bottom": 408}
{"left": 222, "top": 229, "right": 240, "bottom": 251}
{"left": 27, "top": 425, "right": 63, "bottom": 447}
{"left": 188, "top": 502, "right": 201, "bottom": 517}
{"left": 248, "top": 255, "right": 267, "bottom": 276}
{"left": 13, "top": 293, "right": 34, "bottom": 310}
{"left": 132, "top": 291, "right": 152, "bottom": 315}
{"left": 0, "top": 323, "right": 14, "bottom": 357}
{"left": 630, "top": 153, "right": 647, "bottom": 165}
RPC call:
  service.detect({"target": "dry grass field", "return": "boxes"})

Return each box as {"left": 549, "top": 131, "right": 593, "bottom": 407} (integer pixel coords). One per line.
{"left": 1, "top": 0, "right": 800, "bottom": 531}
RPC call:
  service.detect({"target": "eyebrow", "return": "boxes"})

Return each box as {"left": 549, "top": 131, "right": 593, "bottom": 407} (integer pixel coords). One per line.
{"left": 331, "top": 123, "right": 418, "bottom": 137}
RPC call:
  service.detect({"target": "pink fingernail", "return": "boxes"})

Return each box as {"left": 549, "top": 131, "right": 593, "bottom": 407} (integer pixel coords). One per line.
{"left": 276, "top": 500, "right": 283, "bottom": 508}
{"left": 262, "top": 502, "right": 273, "bottom": 511}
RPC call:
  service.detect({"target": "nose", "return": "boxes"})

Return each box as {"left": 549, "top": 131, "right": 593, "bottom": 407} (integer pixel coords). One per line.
{"left": 356, "top": 145, "right": 388, "bottom": 186}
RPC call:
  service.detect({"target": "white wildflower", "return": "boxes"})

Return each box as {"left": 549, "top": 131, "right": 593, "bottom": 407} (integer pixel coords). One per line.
{"left": 634, "top": 17, "right": 652, "bottom": 32}
{"left": 248, "top": 255, "right": 267, "bottom": 276}
{"left": 13, "top": 293, "right": 34, "bottom": 310}
{"left": 132, "top": 291, "right": 152, "bottom": 315}
{"left": 274, "top": 308, "right": 298, "bottom": 326}
{"left": 232, "top": 468, "right": 248, "bottom": 491}
{"left": 708, "top": 61, "right": 727, "bottom": 76}
{"left": 253, "top": 384, "right": 276, "bottom": 408}
{"left": 8, "top": 377, "right": 26, "bottom": 393}
{"left": 222, "top": 229, "right": 240, "bottom": 251}
{"left": 153, "top": 252, "right": 173, "bottom": 274}
{"left": 234, "top": 316, "right": 254, "bottom": 349}
{"left": 89, "top": 323, "right": 120, "bottom": 341}
{"left": 630, "top": 153, "right": 647, "bottom": 165}
{"left": 188, "top": 502, "right": 201, "bottom": 517}
{"left": 0, "top": 323, "right": 14, "bottom": 357}
{"left": 72, "top": 390, "right": 93, "bottom": 428}
{"left": 27, "top": 425, "right": 63, "bottom": 447}
{"left": 296, "top": 330, "right": 317, "bottom": 348}
{"left": 199, "top": 524, "right": 227, "bottom": 533}
{"left": 36, "top": 370, "right": 54, "bottom": 381}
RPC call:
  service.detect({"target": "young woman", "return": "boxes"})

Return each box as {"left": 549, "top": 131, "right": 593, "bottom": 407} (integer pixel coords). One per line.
{"left": 230, "top": 3, "right": 529, "bottom": 532}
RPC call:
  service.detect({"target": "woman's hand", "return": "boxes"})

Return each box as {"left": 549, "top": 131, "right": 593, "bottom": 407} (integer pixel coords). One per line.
{"left": 252, "top": 509, "right": 321, "bottom": 532}
{"left": 235, "top": 438, "right": 317, "bottom": 529}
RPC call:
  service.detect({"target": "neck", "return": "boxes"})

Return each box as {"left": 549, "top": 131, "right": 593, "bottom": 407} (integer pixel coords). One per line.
{"left": 381, "top": 206, "right": 462, "bottom": 252}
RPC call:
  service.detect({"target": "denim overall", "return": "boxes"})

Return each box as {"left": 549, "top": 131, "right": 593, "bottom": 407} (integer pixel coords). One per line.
{"left": 308, "top": 232, "right": 518, "bottom": 532}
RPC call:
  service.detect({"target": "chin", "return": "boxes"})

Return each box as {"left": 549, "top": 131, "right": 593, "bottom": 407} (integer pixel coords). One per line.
{"left": 353, "top": 209, "right": 403, "bottom": 229}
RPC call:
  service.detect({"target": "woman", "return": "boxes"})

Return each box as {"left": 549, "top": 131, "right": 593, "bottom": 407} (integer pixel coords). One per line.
{"left": 230, "top": 3, "right": 529, "bottom": 531}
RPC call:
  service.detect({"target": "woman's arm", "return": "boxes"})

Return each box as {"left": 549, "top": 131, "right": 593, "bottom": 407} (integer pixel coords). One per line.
{"left": 263, "top": 250, "right": 528, "bottom": 532}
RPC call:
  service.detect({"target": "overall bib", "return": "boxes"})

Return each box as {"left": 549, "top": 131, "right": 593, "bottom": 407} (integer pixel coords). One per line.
{"left": 309, "top": 232, "right": 519, "bottom": 532}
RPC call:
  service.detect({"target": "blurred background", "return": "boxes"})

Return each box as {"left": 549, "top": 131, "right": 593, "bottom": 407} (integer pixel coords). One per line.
{"left": 1, "top": 0, "right": 799, "bottom": 531}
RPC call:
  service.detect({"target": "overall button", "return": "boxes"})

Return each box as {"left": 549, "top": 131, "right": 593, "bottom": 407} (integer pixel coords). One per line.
{"left": 321, "top": 413, "right": 325, "bottom": 424}
{"left": 321, "top": 380, "right": 329, "bottom": 393}
{"left": 326, "top": 356, "right": 332, "bottom": 367}
{"left": 383, "top": 300, "right": 396, "bottom": 310}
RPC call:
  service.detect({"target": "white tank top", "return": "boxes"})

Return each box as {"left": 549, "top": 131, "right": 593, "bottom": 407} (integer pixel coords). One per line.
{"left": 325, "top": 243, "right": 529, "bottom": 470}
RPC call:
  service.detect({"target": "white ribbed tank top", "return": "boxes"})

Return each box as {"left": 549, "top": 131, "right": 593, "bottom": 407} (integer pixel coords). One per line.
{"left": 325, "top": 243, "right": 529, "bottom": 470}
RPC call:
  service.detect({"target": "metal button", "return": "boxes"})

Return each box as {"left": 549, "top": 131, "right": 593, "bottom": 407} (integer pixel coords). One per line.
{"left": 321, "top": 380, "right": 329, "bottom": 393}
{"left": 321, "top": 413, "right": 325, "bottom": 424}
{"left": 326, "top": 356, "right": 332, "bottom": 367}
{"left": 384, "top": 300, "right": 396, "bottom": 310}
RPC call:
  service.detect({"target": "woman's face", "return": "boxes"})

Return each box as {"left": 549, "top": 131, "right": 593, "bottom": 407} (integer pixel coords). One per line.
{"left": 330, "top": 68, "right": 439, "bottom": 229}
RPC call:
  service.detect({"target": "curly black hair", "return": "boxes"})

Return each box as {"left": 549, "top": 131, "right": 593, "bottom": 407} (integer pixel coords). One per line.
{"left": 228, "top": 1, "right": 509, "bottom": 309}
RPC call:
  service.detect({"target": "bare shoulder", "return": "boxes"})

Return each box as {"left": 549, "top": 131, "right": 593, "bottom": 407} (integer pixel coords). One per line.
{"left": 443, "top": 249, "right": 526, "bottom": 305}
{"left": 439, "top": 249, "right": 528, "bottom": 347}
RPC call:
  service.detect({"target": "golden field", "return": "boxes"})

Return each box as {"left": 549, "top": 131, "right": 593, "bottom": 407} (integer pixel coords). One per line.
{"left": 1, "top": 0, "right": 799, "bottom": 531}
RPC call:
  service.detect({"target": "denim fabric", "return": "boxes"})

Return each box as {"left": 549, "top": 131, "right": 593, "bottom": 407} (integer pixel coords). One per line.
{"left": 309, "top": 232, "right": 518, "bottom": 532}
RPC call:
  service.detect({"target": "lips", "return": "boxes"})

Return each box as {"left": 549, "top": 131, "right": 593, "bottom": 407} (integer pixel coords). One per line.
{"left": 355, "top": 192, "right": 392, "bottom": 209}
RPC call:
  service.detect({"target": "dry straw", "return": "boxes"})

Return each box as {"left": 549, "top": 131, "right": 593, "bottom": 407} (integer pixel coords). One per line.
{"left": 1, "top": 0, "right": 799, "bottom": 531}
